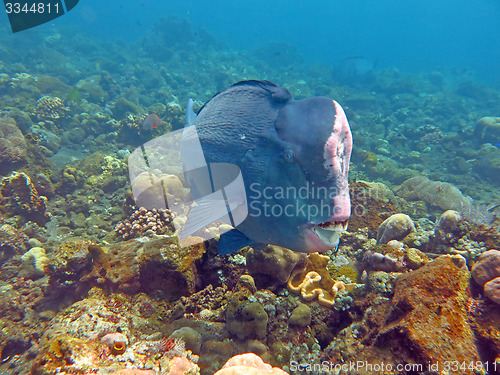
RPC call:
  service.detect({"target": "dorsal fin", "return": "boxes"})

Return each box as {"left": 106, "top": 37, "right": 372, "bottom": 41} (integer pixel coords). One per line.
{"left": 197, "top": 80, "right": 291, "bottom": 115}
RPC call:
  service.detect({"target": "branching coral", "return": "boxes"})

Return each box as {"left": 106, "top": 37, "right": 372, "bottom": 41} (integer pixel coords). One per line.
{"left": 115, "top": 207, "right": 174, "bottom": 239}
{"left": 31, "top": 95, "right": 69, "bottom": 120}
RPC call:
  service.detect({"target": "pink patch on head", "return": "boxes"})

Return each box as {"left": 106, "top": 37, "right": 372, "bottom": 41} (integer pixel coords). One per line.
{"left": 323, "top": 100, "right": 353, "bottom": 222}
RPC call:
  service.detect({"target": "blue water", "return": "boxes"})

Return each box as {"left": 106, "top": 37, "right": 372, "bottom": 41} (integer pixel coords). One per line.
{"left": 3, "top": 0, "right": 498, "bottom": 82}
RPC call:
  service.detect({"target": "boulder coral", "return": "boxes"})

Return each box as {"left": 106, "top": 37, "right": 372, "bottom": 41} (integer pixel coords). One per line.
{"left": 471, "top": 249, "right": 500, "bottom": 305}
{"left": 130, "top": 172, "right": 187, "bottom": 210}
{"left": 21, "top": 246, "right": 49, "bottom": 275}
{"left": 434, "top": 209, "right": 462, "bottom": 242}
{"left": 376, "top": 213, "right": 415, "bottom": 245}
{"left": 214, "top": 353, "right": 289, "bottom": 375}
{"left": 474, "top": 116, "right": 500, "bottom": 143}
{"left": 48, "top": 236, "right": 205, "bottom": 299}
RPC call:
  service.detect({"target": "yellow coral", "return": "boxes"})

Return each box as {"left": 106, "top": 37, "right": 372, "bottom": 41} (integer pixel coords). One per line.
{"left": 287, "top": 269, "right": 352, "bottom": 307}
{"left": 287, "top": 253, "right": 359, "bottom": 308}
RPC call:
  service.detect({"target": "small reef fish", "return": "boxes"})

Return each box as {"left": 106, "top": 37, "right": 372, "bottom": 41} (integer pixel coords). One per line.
{"left": 184, "top": 80, "right": 353, "bottom": 254}
{"left": 141, "top": 114, "right": 162, "bottom": 131}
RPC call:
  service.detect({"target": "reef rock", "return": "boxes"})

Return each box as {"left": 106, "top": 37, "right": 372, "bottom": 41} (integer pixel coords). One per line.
{"left": 484, "top": 277, "right": 500, "bottom": 305}
{"left": 376, "top": 213, "right": 415, "bottom": 245}
{"left": 0, "top": 117, "right": 27, "bottom": 172}
{"left": 375, "top": 255, "right": 478, "bottom": 372}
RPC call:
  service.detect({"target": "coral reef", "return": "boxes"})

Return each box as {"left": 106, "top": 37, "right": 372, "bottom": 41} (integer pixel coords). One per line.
{"left": 32, "top": 289, "right": 201, "bottom": 374}
{"left": 0, "top": 171, "right": 50, "bottom": 225}
{"left": 0, "top": 117, "right": 27, "bottom": 172}
{"left": 48, "top": 236, "right": 205, "bottom": 299}
{"left": 324, "top": 255, "right": 479, "bottom": 374}
{"left": 0, "top": 14, "right": 499, "bottom": 375}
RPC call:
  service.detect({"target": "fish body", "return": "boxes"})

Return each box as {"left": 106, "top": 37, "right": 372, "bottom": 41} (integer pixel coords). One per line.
{"left": 141, "top": 114, "right": 162, "bottom": 131}
{"left": 185, "top": 80, "right": 352, "bottom": 254}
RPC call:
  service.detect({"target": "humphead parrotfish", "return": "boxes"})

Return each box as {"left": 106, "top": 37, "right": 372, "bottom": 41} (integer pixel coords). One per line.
{"left": 184, "top": 80, "right": 352, "bottom": 254}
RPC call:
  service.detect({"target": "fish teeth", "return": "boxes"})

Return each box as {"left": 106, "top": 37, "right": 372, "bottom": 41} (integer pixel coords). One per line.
{"left": 318, "top": 220, "right": 348, "bottom": 231}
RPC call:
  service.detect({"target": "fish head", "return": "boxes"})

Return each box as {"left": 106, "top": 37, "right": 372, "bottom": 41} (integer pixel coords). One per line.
{"left": 260, "top": 96, "right": 352, "bottom": 252}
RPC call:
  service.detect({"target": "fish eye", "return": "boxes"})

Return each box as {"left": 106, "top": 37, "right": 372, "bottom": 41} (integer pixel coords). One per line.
{"left": 284, "top": 149, "right": 294, "bottom": 162}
